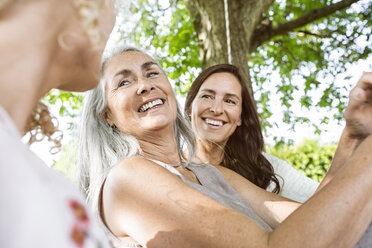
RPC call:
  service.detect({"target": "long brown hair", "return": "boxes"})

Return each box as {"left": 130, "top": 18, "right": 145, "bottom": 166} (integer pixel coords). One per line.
{"left": 185, "top": 64, "right": 280, "bottom": 193}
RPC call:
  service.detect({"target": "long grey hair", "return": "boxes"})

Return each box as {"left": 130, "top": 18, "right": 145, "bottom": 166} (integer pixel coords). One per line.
{"left": 77, "top": 46, "right": 196, "bottom": 207}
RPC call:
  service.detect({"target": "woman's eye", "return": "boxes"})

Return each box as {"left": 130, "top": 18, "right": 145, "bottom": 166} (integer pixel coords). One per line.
{"left": 118, "top": 80, "right": 130, "bottom": 87}
{"left": 201, "top": 94, "right": 213, "bottom": 99}
{"left": 225, "top": 99, "right": 236, "bottom": 104}
{"left": 147, "top": 71, "right": 159, "bottom": 78}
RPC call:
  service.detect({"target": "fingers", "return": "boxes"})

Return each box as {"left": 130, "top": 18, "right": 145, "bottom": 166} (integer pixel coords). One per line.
{"left": 358, "top": 72, "right": 372, "bottom": 102}
{"left": 343, "top": 72, "right": 372, "bottom": 139}
{"left": 347, "top": 72, "right": 372, "bottom": 108}
{"left": 349, "top": 87, "right": 365, "bottom": 103}
{"left": 358, "top": 72, "right": 372, "bottom": 88}
{"left": 347, "top": 88, "right": 366, "bottom": 114}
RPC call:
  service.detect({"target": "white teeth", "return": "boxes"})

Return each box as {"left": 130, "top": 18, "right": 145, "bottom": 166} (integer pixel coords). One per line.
{"left": 139, "top": 99, "right": 163, "bottom": 112}
{"left": 205, "top": 119, "right": 223, "bottom": 126}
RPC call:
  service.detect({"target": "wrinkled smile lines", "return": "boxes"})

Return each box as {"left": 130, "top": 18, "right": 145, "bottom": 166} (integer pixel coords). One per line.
{"left": 138, "top": 98, "right": 164, "bottom": 112}
{"left": 203, "top": 118, "right": 224, "bottom": 127}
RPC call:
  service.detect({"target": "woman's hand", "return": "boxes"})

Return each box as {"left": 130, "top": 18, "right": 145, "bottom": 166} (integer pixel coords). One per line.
{"left": 344, "top": 72, "right": 372, "bottom": 140}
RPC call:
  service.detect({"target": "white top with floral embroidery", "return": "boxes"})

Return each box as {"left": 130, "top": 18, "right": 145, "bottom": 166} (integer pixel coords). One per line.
{"left": 0, "top": 106, "right": 110, "bottom": 248}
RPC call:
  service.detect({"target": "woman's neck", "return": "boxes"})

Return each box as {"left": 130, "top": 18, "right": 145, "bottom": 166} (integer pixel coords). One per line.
{"left": 137, "top": 126, "right": 182, "bottom": 164}
{"left": 0, "top": 0, "right": 69, "bottom": 133}
{"left": 195, "top": 138, "right": 225, "bottom": 166}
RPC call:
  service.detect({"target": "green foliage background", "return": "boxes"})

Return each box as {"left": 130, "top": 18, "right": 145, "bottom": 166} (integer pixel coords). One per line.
{"left": 124, "top": 0, "right": 371, "bottom": 139}
{"left": 44, "top": 0, "right": 371, "bottom": 143}
{"left": 42, "top": 0, "right": 369, "bottom": 181}
{"left": 53, "top": 139, "right": 78, "bottom": 183}
{"left": 267, "top": 139, "right": 337, "bottom": 182}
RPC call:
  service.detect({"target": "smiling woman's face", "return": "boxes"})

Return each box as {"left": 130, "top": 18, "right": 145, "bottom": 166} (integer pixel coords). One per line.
{"left": 190, "top": 72, "right": 242, "bottom": 146}
{"left": 103, "top": 51, "right": 177, "bottom": 138}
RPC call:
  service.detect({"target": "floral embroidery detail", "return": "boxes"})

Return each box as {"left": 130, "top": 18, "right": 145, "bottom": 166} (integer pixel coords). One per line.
{"left": 70, "top": 199, "right": 89, "bottom": 224}
{"left": 69, "top": 199, "right": 90, "bottom": 247}
{"left": 71, "top": 226, "right": 86, "bottom": 247}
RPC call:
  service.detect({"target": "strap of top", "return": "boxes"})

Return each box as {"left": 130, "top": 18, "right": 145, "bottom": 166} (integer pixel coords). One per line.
{"left": 139, "top": 156, "right": 184, "bottom": 178}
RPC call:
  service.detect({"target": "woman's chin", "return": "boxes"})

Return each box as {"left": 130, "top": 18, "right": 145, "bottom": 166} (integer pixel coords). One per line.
{"left": 198, "top": 135, "right": 227, "bottom": 146}
{"left": 141, "top": 117, "right": 174, "bottom": 132}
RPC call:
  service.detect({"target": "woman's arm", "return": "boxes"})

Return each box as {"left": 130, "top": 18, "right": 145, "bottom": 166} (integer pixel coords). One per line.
{"left": 216, "top": 164, "right": 300, "bottom": 228}
{"left": 271, "top": 136, "right": 372, "bottom": 248}
{"left": 103, "top": 141, "right": 372, "bottom": 248}
{"left": 317, "top": 72, "right": 372, "bottom": 191}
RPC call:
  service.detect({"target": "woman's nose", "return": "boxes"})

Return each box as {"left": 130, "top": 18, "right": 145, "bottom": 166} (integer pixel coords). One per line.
{"left": 137, "top": 79, "right": 154, "bottom": 95}
{"left": 210, "top": 100, "right": 223, "bottom": 114}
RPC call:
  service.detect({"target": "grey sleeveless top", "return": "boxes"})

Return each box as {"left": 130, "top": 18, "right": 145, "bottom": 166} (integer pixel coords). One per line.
{"left": 355, "top": 223, "right": 372, "bottom": 247}
{"left": 151, "top": 159, "right": 272, "bottom": 232}
{"left": 97, "top": 158, "right": 272, "bottom": 247}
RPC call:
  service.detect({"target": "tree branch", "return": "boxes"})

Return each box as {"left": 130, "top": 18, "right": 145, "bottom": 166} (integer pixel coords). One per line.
{"left": 297, "top": 30, "right": 331, "bottom": 38}
{"left": 250, "top": 0, "right": 360, "bottom": 52}
{"left": 271, "top": 0, "right": 359, "bottom": 37}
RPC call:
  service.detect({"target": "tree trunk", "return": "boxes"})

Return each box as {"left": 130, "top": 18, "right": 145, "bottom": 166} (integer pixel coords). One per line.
{"left": 184, "top": 0, "right": 359, "bottom": 99}
{"left": 184, "top": 0, "right": 273, "bottom": 97}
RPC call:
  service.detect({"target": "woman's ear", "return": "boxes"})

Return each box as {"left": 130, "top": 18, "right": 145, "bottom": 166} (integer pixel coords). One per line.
{"left": 237, "top": 118, "right": 242, "bottom": 126}
{"left": 57, "top": 32, "right": 86, "bottom": 51}
{"left": 186, "top": 107, "right": 192, "bottom": 120}
{"left": 104, "top": 109, "right": 114, "bottom": 127}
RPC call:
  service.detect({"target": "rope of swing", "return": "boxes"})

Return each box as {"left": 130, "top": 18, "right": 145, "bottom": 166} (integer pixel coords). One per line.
{"left": 223, "top": 0, "right": 232, "bottom": 64}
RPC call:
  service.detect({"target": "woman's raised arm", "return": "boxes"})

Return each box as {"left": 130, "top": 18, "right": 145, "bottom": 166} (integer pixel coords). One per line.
{"left": 318, "top": 72, "right": 372, "bottom": 189}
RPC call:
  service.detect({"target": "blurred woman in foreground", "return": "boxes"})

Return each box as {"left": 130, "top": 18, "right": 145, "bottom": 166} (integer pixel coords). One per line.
{"left": 0, "top": 0, "right": 115, "bottom": 246}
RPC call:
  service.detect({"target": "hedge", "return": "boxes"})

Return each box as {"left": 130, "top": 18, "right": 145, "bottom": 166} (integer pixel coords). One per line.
{"left": 267, "top": 139, "right": 337, "bottom": 182}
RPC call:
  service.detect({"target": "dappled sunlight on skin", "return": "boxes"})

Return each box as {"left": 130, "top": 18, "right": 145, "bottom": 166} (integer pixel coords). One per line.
{"left": 145, "top": 208, "right": 233, "bottom": 248}
{"left": 263, "top": 200, "right": 300, "bottom": 224}
{"left": 146, "top": 229, "right": 192, "bottom": 248}
{"left": 106, "top": 179, "right": 222, "bottom": 247}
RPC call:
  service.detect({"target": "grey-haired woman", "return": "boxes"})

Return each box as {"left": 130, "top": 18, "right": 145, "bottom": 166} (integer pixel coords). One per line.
{"left": 78, "top": 45, "right": 372, "bottom": 248}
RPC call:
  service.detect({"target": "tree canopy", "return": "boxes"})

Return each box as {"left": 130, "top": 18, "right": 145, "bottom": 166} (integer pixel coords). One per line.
{"left": 46, "top": 0, "right": 372, "bottom": 145}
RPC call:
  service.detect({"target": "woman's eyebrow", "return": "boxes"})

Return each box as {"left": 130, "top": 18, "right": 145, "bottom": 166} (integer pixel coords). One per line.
{"left": 109, "top": 69, "right": 132, "bottom": 89}
{"left": 142, "top": 61, "right": 158, "bottom": 70}
{"left": 200, "top": 89, "right": 240, "bottom": 99}
{"left": 113, "top": 69, "right": 131, "bottom": 79}
{"left": 225, "top": 93, "right": 240, "bottom": 99}
{"left": 113, "top": 62, "right": 158, "bottom": 80}
{"left": 199, "top": 89, "right": 215, "bottom": 94}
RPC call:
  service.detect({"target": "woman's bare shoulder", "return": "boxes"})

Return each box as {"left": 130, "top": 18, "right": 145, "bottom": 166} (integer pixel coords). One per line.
{"left": 105, "top": 156, "right": 178, "bottom": 190}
